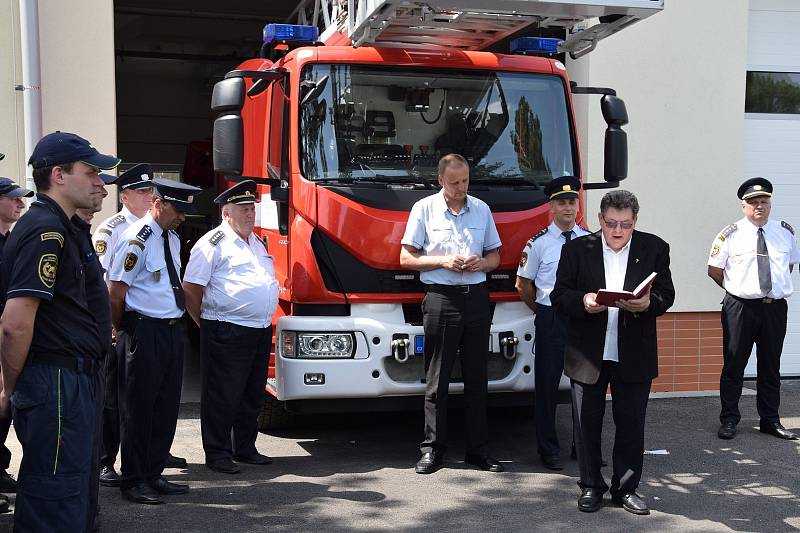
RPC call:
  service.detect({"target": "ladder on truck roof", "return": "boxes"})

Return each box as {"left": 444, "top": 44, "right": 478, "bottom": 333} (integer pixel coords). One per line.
{"left": 288, "top": 0, "right": 663, "bottom": 58}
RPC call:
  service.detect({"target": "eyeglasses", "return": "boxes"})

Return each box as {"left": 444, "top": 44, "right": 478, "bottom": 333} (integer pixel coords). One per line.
{"left": 602, "top": 217, "right": 634, "bottom": 230}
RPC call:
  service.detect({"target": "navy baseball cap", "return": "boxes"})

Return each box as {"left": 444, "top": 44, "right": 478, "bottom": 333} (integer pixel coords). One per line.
{"left": 152, "top": 178, "right": 202, "bottom": 214}
{"left": 0, "top": 177, "right": 34, "bottom": 198}
{"left": 28, "top": 131, "right": 121, "bottom": 170}
{"left": 99, "top": 173, "right": 119, "bottom": 185}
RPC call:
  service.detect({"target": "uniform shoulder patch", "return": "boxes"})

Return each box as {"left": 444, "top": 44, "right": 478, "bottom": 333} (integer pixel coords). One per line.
{"left": 717, "top": 223, "right": 737, "bottom": 242}
{"left": 95, "top": 240, "right": 107, "bottom": 256}
{"left": 107, "top": 214, "right": 126, "bottom": 229}
{"left": 526, "top": 228, "right": 548, "bottom": 246}
{"left": 38, "top": 253, "right": 58, "bottom": 288}
{"left": 97, "top": 227, "right": 113, "bottom": 236}
{"left": 781, "top": 221, "right": 795, "bottom": 235}
{"left": 127, "top": 239, "right": 145, "bottom": 251}
{"left": 40, "top": 231, "right": 64, "bottom": 247}
{"left": 135, "top": 225, "right": 153, "bottom": 243}
{"left": 519, "top": 251, "right": 528, "bottom": 268}
{"left": 209, "top": 230, "right": 225, "bottom": 246}
{"left": 123, "top": 252, "right": 138, "bottom": 272}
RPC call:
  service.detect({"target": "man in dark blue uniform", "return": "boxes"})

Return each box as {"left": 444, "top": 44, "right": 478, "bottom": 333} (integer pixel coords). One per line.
{"left": 0, "top": 176, "right": 34, "bottom": 514}
{"left": 0, "top": 132, "right": 119, "bottom": 531}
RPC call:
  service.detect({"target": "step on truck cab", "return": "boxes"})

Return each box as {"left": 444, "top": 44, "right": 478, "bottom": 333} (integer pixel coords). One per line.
{"left": 210, "top": 0, "right": 664, "bottom": 428}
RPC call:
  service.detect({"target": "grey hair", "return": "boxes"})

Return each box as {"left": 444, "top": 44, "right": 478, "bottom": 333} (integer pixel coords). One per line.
{"left": 600, "top": 189, "right": 639, "bottom": 216}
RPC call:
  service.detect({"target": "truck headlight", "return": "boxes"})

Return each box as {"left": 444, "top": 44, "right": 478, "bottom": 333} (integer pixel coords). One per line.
{"left": 281, "top": 332, "right": 355, "bottom": 358}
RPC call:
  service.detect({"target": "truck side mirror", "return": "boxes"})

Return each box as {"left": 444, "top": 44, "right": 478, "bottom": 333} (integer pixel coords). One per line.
{"left": 211, "top": 78, "right": 245, "bottom": 175}
{"left": 601, "top": 95, "right": 628, "bottom": 182}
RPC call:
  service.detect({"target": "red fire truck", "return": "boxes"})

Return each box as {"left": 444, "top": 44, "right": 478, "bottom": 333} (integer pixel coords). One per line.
{"left": 210, "top": 0, "right": 664, "bottom": 427}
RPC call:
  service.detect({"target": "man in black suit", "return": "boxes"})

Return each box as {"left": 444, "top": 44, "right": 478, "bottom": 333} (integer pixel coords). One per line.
{"left": 551, "top": 190, "right": 674, "bottom": 515}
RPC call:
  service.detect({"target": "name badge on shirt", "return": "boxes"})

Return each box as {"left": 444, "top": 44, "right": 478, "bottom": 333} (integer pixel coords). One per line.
{"left": 154, "top": 270, "right": 161, "bottom": 282}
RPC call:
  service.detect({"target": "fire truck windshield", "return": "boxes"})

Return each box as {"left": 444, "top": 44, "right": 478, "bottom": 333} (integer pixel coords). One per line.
{"left": 299, "top": 64, "right": 576, "bottom": 186}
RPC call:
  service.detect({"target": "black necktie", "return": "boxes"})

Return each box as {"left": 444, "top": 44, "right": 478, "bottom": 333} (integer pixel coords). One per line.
{"left": 562, "top": 230, "right": 572, "bottom": 242}
{"left": 757, "top": 227, "right": 772, "bottom": 297}
{"left": 162, "top": 231, "right": 185, "bottom": 311}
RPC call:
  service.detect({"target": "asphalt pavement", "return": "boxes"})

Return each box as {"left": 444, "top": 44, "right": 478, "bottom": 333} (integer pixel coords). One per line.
{"left": 1, "top": 382, "right": 799, "bottom": 532}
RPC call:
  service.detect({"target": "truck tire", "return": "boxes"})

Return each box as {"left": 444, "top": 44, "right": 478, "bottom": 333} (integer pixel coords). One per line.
{"left": 258, "top": 393, "right": 295, "bottom": 431}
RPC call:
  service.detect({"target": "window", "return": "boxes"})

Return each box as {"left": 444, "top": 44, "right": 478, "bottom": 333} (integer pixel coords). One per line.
{"left": 745, "top": 71, "right": 800, "bottom": 114}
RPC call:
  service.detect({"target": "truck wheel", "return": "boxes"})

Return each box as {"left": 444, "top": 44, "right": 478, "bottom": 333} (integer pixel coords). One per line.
{"left": 258, "top": 393, "right": 295, "bottom": 431}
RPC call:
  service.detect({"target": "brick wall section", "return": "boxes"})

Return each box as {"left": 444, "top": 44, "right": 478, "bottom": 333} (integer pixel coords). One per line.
{"left": 654, "top": 312, "right": 723, "bottom": 392}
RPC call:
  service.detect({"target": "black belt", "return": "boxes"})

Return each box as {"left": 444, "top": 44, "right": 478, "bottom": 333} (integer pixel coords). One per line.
{"left": 726, "top": 292, "right": 782, "bottom": 305}
{"left": 28, "top": 353, "right": 98, "bottom": 375}
{"left": 126, "top": 311, "right": 183, "bottom": 326}
{"left": 426, "top": 282, "right": 485, "bottom": 295}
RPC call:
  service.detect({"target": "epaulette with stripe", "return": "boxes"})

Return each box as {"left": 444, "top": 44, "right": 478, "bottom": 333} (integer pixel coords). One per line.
{"left": 717, "top": 223, "right": 737, "bottom": 242}
{"left": 106, "top": 214, "right": 126, "bottom": 229}
{"left": 781, "top": 221, "right": 795, "bottom": 235}
{"left": 209, "top": 230, "right": 225, "bottom": 246}
{"left": 135, "top": 225, "right": 152, "bottom": 243}
{"left": 526, "top": 228, "right": 548, "bottom": 246}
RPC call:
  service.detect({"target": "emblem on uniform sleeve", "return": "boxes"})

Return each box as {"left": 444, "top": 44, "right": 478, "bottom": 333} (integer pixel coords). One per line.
{"left": 711, "top": 244, "right": 721, "bottom": 258}
{"left": 38, "top": 253, "right": 58, "bottom": 288}
{"left": 124, "top": 253, "right": 138, "bottom": 272}
{"left": 519, "top": 251, "right": 528, "bottom": 268}
{"left": 95, "top": 240, "right": 107, "bottom": 255}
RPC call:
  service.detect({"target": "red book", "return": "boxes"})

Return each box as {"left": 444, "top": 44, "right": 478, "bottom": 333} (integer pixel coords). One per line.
{"left": 595, "top": 272, "right": 657, "bottom": 307}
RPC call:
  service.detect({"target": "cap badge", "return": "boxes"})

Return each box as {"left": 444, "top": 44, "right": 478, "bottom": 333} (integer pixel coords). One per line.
{"left": 754, "top": 185, "right": 762, "bottom": 191}
{"left": 562, "top": 185, "right": 571, "bottom": 192}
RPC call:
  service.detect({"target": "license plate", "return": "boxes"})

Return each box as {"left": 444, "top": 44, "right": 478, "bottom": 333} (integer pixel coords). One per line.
{"left": 415, "top": 335, "right": 493, "bottom": 353}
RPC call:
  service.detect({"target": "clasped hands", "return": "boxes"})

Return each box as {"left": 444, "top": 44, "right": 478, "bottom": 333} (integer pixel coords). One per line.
{"left": 583, "top": 288, "right": 651, "bottom": 314}
{"left": 442, "top": 254, "right": 483, "bottom": 273}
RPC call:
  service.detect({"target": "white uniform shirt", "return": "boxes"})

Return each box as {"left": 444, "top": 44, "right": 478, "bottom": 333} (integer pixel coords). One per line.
{"left": 708, "top": 217, "right": 800, "bottom": 299}
{"left": 517, "top": 222, "right": 591, "bottom": 306}
{"left": 92, "top": 206, "right": 140, "bottom": 281}
{"left": 183, "top": 221, "right": 279, "bottom": 328}
{"left": 108, "top": 213, "right": 184, "bottom": 319}
{"left": 601, "top": 233, "right": 632, "bottom": 363}
{"left": 401, "top": 191, "right": 501, "bottom": 285}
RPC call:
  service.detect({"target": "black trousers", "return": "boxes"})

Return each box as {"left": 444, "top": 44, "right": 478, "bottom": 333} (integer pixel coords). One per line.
{"left": 534, "top": 305, "right": 566, "bottom": 459}
{"left": 88, "top": 352, "right": 107, "bottom": 532}
{"left": 100, "top": 342, "right": 120, "bottom": 468}
{"left": 571, "top": 361, "right": 651, "bottom": 496}
{"left": 720, "top": 294, "right": 787, "bottom": 425}
{"left": 420, "top": 284, "right": 490, "bottom": 456}
{"left": 117, "top": 315, "right": 184, "bottom": 490}
{"left": 200, "top": 320, "right": 271, "bottom": 461}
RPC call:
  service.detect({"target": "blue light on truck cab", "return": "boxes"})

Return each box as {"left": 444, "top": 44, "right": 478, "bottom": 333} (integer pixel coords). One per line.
{"left": 263, "top": 24, "right": 319, "bottom": 44}
{"left": 510, "top": 37, "right": 562, "bottom": 55}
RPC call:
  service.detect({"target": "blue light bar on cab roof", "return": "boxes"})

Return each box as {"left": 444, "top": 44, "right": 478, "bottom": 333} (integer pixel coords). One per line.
{"left": 510, "top": 37, "right": 562, "bottom": 55}
{"left": 263, "top": 24, "right": 319, "bottom": 44}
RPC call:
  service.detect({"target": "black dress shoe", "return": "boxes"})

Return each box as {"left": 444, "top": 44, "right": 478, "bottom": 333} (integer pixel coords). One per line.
{"left": 99, "top": 465, "right": 121, "bottom": 487}
{"left": 0, "top": 494, "right": 9, "bottom": 514}
{"left": 207, "top": 458, "right": 241, "bottom": 474}
{"left": 578, "top": 488, "right": 603, "bottom": 512}
{"left": 121, "top": 483, "right": 163, "bottom": 505}
{"left": 149, "top": 476, "right": 189, "bottom": 495}
{"left": 0, "top": 470, "right": 17, "bottom": 493}
{"left": 415, "top": 452, "right": 443, "bottom": 474}
{"left": 165, "top": 454, "right": 187, "bottom": 468}
{"left": 464, "top": 454, "right": 504, "bottom": 473}
{"left": 759, "top": 422, "right": 799, "bottom": 440}
{"left": 718, "top": 422, "right": 737, "bottom": 440}
{"left": 541, "top": 455, "right": 564, "bottom": 471}
{"left": 612, "top": 492, "right": 650, "bottom": 515}
{"left": 233, "top": 452, "right": 273, "bottom": 465}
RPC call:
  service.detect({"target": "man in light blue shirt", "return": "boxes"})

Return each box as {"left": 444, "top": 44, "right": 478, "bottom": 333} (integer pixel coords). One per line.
{"left": 400, "top": 153, "right": 502, "bottom": 475}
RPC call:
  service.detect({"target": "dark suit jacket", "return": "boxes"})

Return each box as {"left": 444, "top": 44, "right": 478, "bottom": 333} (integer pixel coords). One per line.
{"left": 550, "top": 230, "right": 675, "bottom": 385}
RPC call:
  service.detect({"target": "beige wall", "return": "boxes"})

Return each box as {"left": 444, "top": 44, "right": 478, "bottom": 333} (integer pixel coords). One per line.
{"left": 0, "top": 2, "right": 25, "bottom": 180}
{"left": 38, "top": 0, "right": 118, "bottom": 226}
{"left": 569, "top": 0, "right": 750, "bottom": 312}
